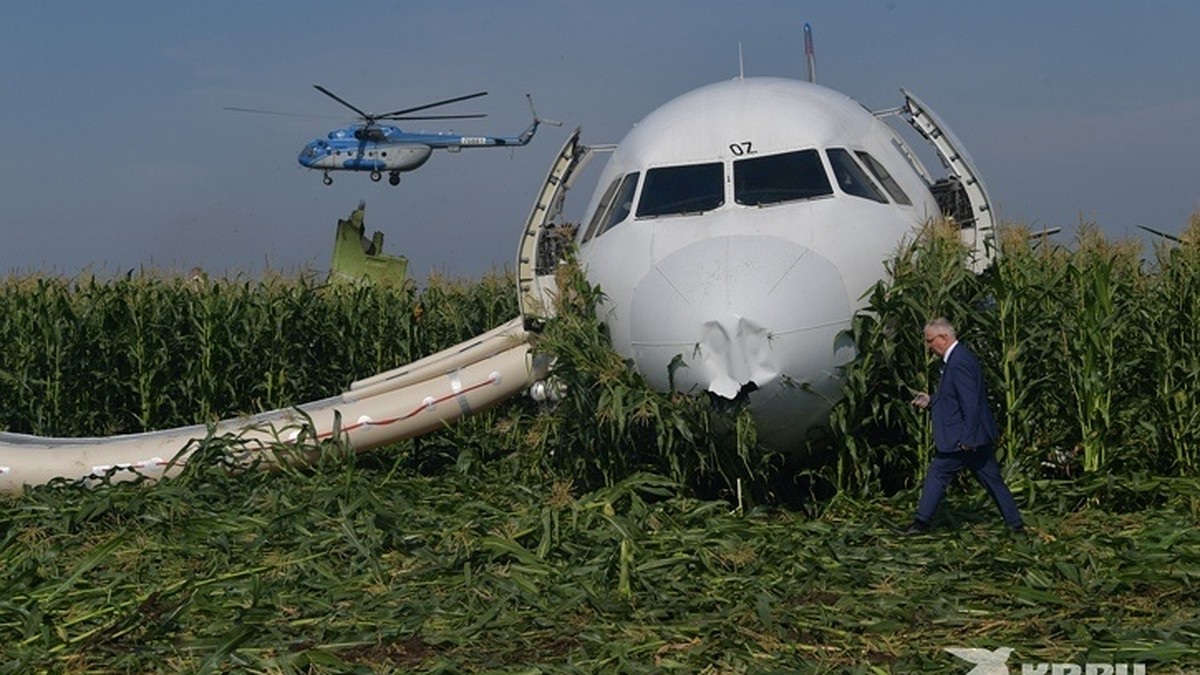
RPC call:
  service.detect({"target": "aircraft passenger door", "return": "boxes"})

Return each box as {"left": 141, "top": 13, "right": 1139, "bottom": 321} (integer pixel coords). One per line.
{"left": 901, "top": 89, "right": 997, "bottom": 272}
{"left": 517, "top": 127, "right": 592, "bottom": 329}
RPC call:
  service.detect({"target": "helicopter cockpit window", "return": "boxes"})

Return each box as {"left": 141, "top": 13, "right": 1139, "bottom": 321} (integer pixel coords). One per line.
{"left": 826, "top": 148, "right": 888, "bottom": 203}
{"left": 589, "top": 172, "right": 640, "bottom": 240}
{"left": 303, "top": 143, "right": 323, "bottom": 159}
{"left": 636, "top": 162, "right": 724, "bottom": 218}
{"left": 734, "top": 149, "right": 832, "bottom": 206}
{"left": 855, "top": 151, "right": 912, "bottom": 205}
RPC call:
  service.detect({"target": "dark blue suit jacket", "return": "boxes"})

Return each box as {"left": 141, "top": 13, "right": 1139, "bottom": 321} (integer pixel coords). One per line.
{"left": 931, "top": 342, "right": 998, "bottom": 453}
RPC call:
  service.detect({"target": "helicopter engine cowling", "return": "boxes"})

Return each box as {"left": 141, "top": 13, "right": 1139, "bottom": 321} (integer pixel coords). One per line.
{"left": 379, "top": 144, "right": 434, "bottom": 172}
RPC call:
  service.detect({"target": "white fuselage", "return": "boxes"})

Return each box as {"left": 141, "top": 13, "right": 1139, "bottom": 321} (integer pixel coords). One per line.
{"left": 576, "top": 77, "right": 941, "bottom": 451}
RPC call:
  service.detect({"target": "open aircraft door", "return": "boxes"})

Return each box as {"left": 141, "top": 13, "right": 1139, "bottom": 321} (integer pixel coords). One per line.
{"left": 516, "top": 127, "right": 594, "bottom": 329}
{"left": 901, "top": 89, "right": 997, "bottom": 272}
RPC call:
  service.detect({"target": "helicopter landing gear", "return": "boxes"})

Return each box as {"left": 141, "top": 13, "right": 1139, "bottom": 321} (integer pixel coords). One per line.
{"left": 322, "top": 172, "right": 333, "bottom": 186}
{"left": 388, "top": 171, "right": 401, "bottom": 186}
{"left": 370, "top": 170, "right": 382, "bottom": 183}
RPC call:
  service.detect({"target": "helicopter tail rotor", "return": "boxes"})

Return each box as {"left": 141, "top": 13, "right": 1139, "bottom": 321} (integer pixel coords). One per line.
{"left": 526, "top": 94, "right": 562, "bottom": 128}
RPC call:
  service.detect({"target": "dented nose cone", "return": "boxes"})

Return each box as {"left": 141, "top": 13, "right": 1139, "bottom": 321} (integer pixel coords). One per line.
{"left": 698, "top": 313, "right": 774, "bottom": 399}
{"left": 628, "top": 235, "right": 857, "bottom": 449}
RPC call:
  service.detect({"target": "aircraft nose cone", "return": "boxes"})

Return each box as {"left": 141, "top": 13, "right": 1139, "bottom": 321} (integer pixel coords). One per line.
{"left": 627, "top": 235, "right": 856, "bottom": 448}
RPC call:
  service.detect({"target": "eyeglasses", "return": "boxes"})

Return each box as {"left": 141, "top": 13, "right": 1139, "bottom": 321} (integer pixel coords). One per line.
{"left": 924, "top": 333, "right": 946, "bottom": 345}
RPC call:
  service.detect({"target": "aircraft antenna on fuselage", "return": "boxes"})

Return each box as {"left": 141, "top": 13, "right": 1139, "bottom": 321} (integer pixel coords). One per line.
{"left": 804, "top": 23, "right": 816, "bottom": 83}
{"left": 738, "top": 43, "right": 745, "bottom": 79}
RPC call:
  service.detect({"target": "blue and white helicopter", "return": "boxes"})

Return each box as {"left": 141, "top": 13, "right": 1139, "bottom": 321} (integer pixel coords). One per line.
{"left": 230, "top": 85, "right": 551, "bottom": 186}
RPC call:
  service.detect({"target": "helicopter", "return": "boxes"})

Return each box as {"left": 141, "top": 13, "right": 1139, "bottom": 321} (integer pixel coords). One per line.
{"left": 228, "top": 85, "right": 552, "bottom": 186}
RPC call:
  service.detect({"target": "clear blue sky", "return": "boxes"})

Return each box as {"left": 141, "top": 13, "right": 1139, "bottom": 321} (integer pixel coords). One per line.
{"left": 2, "top": 1, "right": 1198, "bottom": 279}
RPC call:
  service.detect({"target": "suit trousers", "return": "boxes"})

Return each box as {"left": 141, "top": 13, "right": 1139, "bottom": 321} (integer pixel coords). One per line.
{"left": 915, "top": 444, "right": 1023, "bottom": 529}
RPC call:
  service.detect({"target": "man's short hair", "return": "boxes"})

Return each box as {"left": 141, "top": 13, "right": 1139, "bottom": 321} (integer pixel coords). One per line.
{"left": 924, "top": 317, "right": 957, "bottom": 339}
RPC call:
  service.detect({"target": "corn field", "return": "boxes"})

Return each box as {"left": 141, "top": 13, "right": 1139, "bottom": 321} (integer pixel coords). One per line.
{"left": 0, "top": 271, "right": 515, "bottom": 437}
{"left": 829, "top": 215, "right": 1200, "bottom": 496}
{"left": 2, "top": 219, "right": 1200, "bottom": 672}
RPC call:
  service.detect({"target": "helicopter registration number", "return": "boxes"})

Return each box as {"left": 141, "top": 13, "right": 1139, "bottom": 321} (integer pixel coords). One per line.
{"left": 459, "top": 137, "right": 490, "bottom": 146}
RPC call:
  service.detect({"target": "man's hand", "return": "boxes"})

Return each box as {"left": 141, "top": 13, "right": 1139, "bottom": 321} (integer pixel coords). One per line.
{"left": 910, "top": 392, "right": 931, "bottom": 409}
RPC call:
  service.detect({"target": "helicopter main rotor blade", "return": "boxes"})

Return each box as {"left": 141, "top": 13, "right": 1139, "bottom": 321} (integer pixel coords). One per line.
{"left": 1138, "top": 224, "right": 1182, "bottom": 243}
{"left": 378, "top": 113, "right": 488, "bottom": 121}
{"left": 313, "top": 85, "right": 373, "bottom": 121}
{"left": 379, "top": 91, "right": 488, "bottom": 119}
{"left": 224, "top": 106, "right": 344, "bottom": 120}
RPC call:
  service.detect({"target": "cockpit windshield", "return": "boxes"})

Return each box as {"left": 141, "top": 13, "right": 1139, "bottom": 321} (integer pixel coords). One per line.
{"left": 301, "top": 140, "right": 329, "bottom": 160}
{"left": 585, "top": 145, "right": 909, "bottom": 242}
{"left": 734, "top": 149, "right": 832, "bottom": 206}
{"left": 636, "top": 162, "right": 724, "bottom": 218}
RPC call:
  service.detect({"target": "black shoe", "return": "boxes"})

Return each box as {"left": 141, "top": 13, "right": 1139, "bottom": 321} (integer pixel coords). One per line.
{"left": 1008, "top": 524, "right": 1028, "bottom": 536}
{"left": 893, "top": 520, "right": 930, "bottom": 536}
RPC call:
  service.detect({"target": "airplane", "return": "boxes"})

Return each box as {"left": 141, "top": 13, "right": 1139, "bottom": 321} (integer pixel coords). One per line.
{"left": 229, "top": 85, "right": 551, "bottom": 186}
{"left": 0, "top": 33, "right": 994, "bottom": 490}
{"left": 518, "top": 42, "right": 996, "bottom": 454}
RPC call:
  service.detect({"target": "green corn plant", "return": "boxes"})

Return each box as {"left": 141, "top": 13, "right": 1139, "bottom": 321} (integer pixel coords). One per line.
{"left": 1059, "top": 225, "right": 1141, "bottom": 473}
{"left": 183, "top": 277, "right": 223, "bottom": 422}
{"left": 986, "top": 227, "right": 1072, "bottom": 475}
{"left": 120, "top": 274, "right": 174, "bottom": 430}
{"left": 67, "top": 280, "right": 122, "bottom": 430}
{"left": 1137, "top": 213, "right": 1200, "bottom": 475}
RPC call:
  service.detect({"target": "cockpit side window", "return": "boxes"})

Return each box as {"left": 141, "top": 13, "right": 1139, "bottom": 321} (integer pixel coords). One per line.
{"left": 826, "top": 148, "right": 887, "bottom": 203}
{"left": 855, "top": 151, "right": 912, "bottom": 205}
{"left": 581, "top": 176, "right": 622, "bottom": 244}
{"left": 583, "top": 172, "right": 641, "bottom": 242}
{"left": 734, "top": 149, "right": 832, "bottom": 206}
{"left": 594, "top": 172, "right": 639, "bottom": 238}
{"left": 636, "top": 162, "right": 724, "bottom": 218}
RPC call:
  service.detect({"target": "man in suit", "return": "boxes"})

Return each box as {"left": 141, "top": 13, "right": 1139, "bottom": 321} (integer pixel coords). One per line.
{"left": 898, "top": 317, "right": 1024, "bottom": 534}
